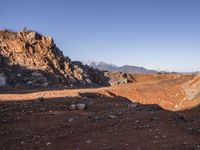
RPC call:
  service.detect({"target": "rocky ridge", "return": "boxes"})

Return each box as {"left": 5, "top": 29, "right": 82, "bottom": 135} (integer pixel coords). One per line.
{"left": 0, "top": 30, "right": 109, "bottom": 87}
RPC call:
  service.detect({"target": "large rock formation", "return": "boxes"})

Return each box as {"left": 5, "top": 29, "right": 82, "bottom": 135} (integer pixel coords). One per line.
{"left": 0, "top": 29, "right": 109, "bottom": 87}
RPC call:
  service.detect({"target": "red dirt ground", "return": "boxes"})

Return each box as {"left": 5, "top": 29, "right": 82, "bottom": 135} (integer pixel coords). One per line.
{"left": 0, "top": 74, "right": 200, "bottom": 150}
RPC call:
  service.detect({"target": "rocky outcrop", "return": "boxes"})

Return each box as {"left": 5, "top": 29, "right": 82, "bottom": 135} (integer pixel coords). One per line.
{"left": 0, "top": 30, "right": 109, "bottom": 87}
{"left": 104, "top": 72, "right": 135, "bottom": 85}
{"left": 184, "top": 74, "right": 200, "bottom": 100}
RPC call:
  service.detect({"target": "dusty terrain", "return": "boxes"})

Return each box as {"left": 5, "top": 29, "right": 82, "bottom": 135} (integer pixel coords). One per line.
{"left": 1, "top": 30, "right": 200, "bottom": 149}
{"left": 0, "top": 74, "right": 200, "bottom": 150}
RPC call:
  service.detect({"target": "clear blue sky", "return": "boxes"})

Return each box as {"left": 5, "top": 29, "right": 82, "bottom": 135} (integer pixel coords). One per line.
{"left": 1, "top": 0, "right": 200, "bottom": 72}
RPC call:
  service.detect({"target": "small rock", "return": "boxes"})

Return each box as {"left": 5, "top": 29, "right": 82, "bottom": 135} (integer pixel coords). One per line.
{"left": 69, "top": 104, "right": 76, "bottom": 110}
{"left": 128, "top": 102, "right": 138, "bottom": 109}
{"left": 49, "top": 110, "right": 54, "bottom": 115}
{"left": 76, "top": 103, "right": 86, "bottom": 110}
{"left": 48, "top": 110, "right": 60, "bottom": 115}
{"left": 108, "top": 115, "right": 117, "bottom": 119}
{"left": 32, "top": 71, "right": 42, "bottom": 77}
{"left": 46, "top": 142, "right": 51, "bottom": 146}
{"left": 68, "top": 118, "right": 74, "bottom": 122}
{"left": 86, "top": 140, "right": 92, "bottom": 144}
{"left": 162, "top": 135, "right": 167, "bottom": 138}
{"left": 17, "top": 74, "right": 21, "bottom": 77}
{"left": 27, "top": 81, "right": 33, "bottom": 85}
{"left": 135, "top": 120, "right": 140, "bottom": 123}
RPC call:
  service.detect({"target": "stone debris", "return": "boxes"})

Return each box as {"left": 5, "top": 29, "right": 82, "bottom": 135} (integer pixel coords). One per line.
{"left": 69, "top": 103, "right": 86, "bottom": 110}
{"left": 85, "top": 140, "right": 92, "bottom": 144}
{"left": 108, "top": 114, "right": 118, "bottom": 119}
{"left": 104, "top": 72, "right": 135, "bottom": 85}
{"left": 69, "top": 104, "right": 76, "bottom": 110}
{"left": 46, "top": 142, "right": 52, "bottom": 146}
{"left": 128, "top": 102, "right": 138, "bottom": 109}
{"left": 68, "top": 118, "right": 74, "bottom": 122}
{"left": 76, "top": 103, "right": 86, "bottom": 110}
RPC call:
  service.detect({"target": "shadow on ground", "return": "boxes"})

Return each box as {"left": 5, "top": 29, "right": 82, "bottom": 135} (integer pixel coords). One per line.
{"left": 0, "top": 93, "right": 199, "bottom": 150}
{"left": 0, "top": 54, "right": 110, "bottom": 94}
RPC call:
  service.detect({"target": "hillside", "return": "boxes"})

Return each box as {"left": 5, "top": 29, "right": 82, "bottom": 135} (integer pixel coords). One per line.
{"left": 0, "top": 73, "right": 200, "bottom": 150}
{"left": 0, "top": 30, "right": 121, "bottom": 88}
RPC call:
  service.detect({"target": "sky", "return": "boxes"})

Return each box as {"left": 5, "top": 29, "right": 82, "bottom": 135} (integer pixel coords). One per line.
{"left": 1, "top": 0, "right": 200, "bottom": 72}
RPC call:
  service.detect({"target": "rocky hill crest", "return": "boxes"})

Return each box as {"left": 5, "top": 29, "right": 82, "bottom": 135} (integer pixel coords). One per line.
{"left": 0, "top": 30, "right": 109, "bottom": 87}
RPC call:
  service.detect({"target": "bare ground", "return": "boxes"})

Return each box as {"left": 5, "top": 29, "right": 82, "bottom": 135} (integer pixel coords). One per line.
{"left": 0, "top": 74, "right": 200, "bottom": 150}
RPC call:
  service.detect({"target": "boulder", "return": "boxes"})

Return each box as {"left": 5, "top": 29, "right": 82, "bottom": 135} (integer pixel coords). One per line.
{"left": 69, "top": 104, "right": 76, "bottom": 110}
{"left": 76, "top": 103, "right": 86, "bottom": 110}
{"left": 104, "top": 72, "right": 133, "bottom": 85}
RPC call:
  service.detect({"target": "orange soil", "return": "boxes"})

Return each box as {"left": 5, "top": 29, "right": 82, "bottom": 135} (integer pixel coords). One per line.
{"left": 0, "top": 74, "right": 199, "bottom": 110}
{"left": 0, "top": 74, "right": 200, "bottom": 150}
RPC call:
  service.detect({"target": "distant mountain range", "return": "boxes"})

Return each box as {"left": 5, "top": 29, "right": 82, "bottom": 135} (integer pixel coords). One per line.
{"left": 82, "top": 60, "right": 157, "bottom": 74}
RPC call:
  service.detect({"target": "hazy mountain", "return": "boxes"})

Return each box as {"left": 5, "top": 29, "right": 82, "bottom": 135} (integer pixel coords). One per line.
{"left": 82, "top": 60, "right": 157, "bottom": 74}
